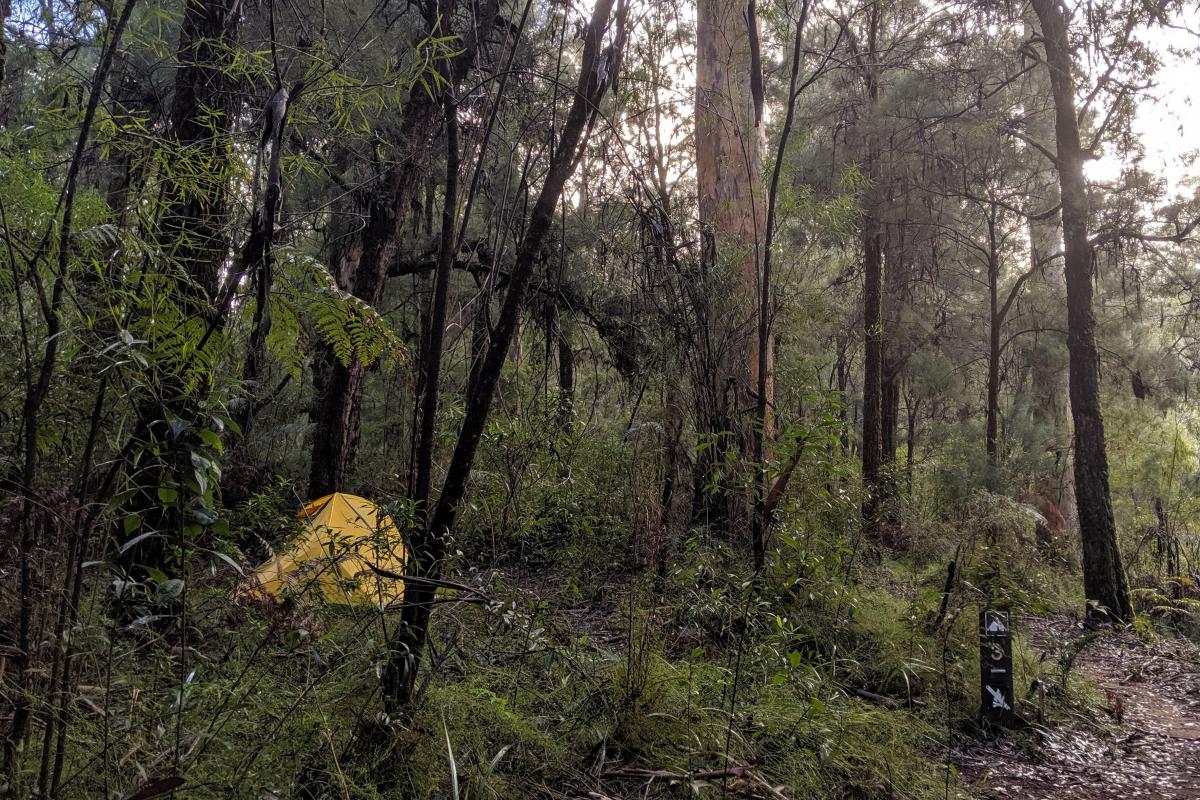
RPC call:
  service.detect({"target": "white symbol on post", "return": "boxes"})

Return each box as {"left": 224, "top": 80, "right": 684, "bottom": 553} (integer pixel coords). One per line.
{"left": 984, "top": 612, "right": 1007, "bottom": 634}
{"left": 986, "top": 685, "right": 1011, "bottom": 710}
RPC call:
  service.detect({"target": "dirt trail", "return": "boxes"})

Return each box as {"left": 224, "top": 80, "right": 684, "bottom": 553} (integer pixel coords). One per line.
{"left": 955, "top": 614, "right": 1200, "bottom": 799}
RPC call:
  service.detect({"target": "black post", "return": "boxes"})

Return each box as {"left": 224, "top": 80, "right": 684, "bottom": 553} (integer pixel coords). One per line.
{"left": 979, "top": 609, "right": 1015, "bottom": 727}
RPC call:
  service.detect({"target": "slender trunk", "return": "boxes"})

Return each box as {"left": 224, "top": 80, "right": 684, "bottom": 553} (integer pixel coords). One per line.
{"left": 414, "top": 95, "right": 459, "bottom": 507}
{"left": 859, "top": 4, "right": 883, "bottom": 540}
{"left": 381, "top": 0, "right": 621, "bottom": 711}
{"left": 1024, "top": 24, "right": 1076, "bottom": 533}
{"left": 1032, "top": 0, "right": 1132, "bottom": 622}
{"left": 467, "top": 295, "right": 491, "bottom": 401}
{"left": 861, "top": 221, "right": 884, "bottom": 538}
{"left": 656, "top": 386, "right": 685, "bottom": 578}
{"left": 557, "top": 319, "right": 575, "bottom": 430}
{"left": 880, "top": 223, "right": 905, "bottom": 478}
{"left": 3, "top": 0, "right": 138, "bottom": 782}
{"left": 0, "top": 0, "right": 9, "bottom": 103}
{"left": 905, "top": 392, "right": 918, "bottom": 493}
{"left": 240, "top": 85, "right": 290, "bottom": 435}
{"left": 751, "top": 0, "right": 809, "bottom": 571}
{"left": 835, "top": 337, "right": 850, "bottom": 450}
{"left": 1154, "top": 497, "right": 1178, "bottom": 577}
{"left": 986, "top": 254, "right": 1001, "bottom": 469}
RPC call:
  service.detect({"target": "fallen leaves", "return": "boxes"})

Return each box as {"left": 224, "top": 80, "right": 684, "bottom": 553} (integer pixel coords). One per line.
{"left": 954, "top": 614, "right": 1200, "bottom": 799}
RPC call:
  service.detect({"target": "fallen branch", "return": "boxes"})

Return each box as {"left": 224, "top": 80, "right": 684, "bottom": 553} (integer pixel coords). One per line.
{"left": 601, "top": 764, "right": 787, "bottom": 798}
{"left": 849, "top": 687, "right": 927, "bottom": 709}
{"left": 365, "top": 563, "right": 494, "bottom": 601}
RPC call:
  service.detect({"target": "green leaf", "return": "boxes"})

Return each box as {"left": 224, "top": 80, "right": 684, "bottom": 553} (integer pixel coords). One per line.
{"left": 120, "top": 531, "right": 159, "bottom": 555}
{"left": 442, "top": 715, "right": 459, "bottom": 800}
{"left": 197, "top": 428, "right": 223, "bottom": 453}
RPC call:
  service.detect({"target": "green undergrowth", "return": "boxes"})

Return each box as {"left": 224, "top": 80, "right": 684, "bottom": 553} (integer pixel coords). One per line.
{"left": 38, "top": 557, "right": 968, "bottom": 799}
{"left": 33, "top": 498, "right": 1108, "bottom": 800}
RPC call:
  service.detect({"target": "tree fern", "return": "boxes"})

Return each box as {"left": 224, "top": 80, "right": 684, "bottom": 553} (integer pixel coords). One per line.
{"left": 277, "top": 251, "right": 407, "bottom": 370}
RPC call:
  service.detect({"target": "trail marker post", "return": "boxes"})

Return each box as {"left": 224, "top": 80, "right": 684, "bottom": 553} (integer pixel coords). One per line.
{"left": 979, "top": 609, "right": 1015, "bottom": 727}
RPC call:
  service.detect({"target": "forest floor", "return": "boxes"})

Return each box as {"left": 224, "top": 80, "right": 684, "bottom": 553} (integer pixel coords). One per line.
{"left": 954, "top": 614, "right": 1200, "bottom": 799}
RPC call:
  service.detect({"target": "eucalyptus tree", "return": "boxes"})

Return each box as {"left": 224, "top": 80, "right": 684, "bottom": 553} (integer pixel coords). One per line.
{"left": 1022, "top": 0, "right": 1185, "bottom": 621}
{"left": 691, "top": 0, "right": 768, "bottom": 537}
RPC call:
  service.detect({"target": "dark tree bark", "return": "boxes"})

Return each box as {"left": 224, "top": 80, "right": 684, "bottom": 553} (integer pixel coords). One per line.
{"left": 880, "top": 223, "right": 905, "bottom": 472}
{"left": 1154, "top": 497, "right": 1178, "bottom": 577}
{"left": 0, "top": 0, "right": 9, "bottom": 100}
{"left": 307, "top": 0, "right": 498, "bottom": 497}
{"left": 381, "top": 0, "right": 623, "bottom": 711}
{"left": 413, "top": 93, "right": 459, "bottom": 507}
{"left": 856, "top": 2, "right": 884, "bottom": 541}
{"left": 835, "top": 335, "right": 850, "bottom": 450}
{"left": 239, "top": 83, "right": 292, "bottom": 436}
{"left": 881, "top": 369, "right": 900, "bottom": 467}
{"left": 878, "top": 221, "right": 907, "bottom": 530}
{"left": 861, "top": 220, "right": 884, "bottom": 538}
{"left": 985, "top": 246, "right": 1001, "bottom": 468}
{"left": 116, "top": 0, "right": 243, "bottom": 579}
{"left": 904, "top": 390, "right": 918, "bottom": 492}
{"left": 557, "top": 320, "right": 575, "bottom": 429}
{"left": 159, "top": 0, "right": 244, "bottom": 305}
{"left": 308, "top": 168, "right": 424, "bottom": 496}
{"left": 1031, "top": 0, "right": 1132, "bottom": 622}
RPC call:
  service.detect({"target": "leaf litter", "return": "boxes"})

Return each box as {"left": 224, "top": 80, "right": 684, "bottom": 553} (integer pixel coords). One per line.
{"left": 954, "top": 614, "right": 1200, "bottom": 799}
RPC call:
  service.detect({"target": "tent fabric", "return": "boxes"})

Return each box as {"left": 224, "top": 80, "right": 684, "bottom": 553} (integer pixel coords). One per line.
{"left": 244, "top": 493, "right": 406, "bottom": 607}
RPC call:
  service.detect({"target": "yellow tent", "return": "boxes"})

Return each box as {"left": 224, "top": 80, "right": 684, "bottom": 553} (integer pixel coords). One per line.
{"left": 244, "top": 493, "right": 406, "bottom": 607}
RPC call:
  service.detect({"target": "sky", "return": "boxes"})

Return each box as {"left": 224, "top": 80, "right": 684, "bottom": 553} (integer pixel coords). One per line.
{"left": 1086, "top": 13, "right": 1200, "bottom": 192}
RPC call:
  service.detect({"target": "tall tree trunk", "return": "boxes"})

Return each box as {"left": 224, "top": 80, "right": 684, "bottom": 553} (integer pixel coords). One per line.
{"left": 835, "top": 335, "right": 850, "bottom": 450}
{"left": 985, "top": 251, "right": 1001, "bottom": 470}
{"left": 0, "top": 0, "right": 9, "bottom": 102}
{"left": 861, "top": 219, "right": 884, "bottom": 539}
{"left": 159, "top": 0, "right": 244, "bottom": 306}
{"left": 858, "top": 2, "right": 884, "bottom": 540}
{"left": 694, "top": 0, "right": 766, "bottom": 533}
{"left": 239, "top": 84, "right": 291, "bottom": 436}
{"left": 557, "top": 318, "right": 575, "bottom": 430}
{"left": 750, "top": 0, "right": 809, "bottom": 570}
{"left": 413, "top": 93, "right": 459, "bottom": 507}
{"left": 879, "top": 220, "right": 906, "bottom": 530}
{"left": 381, "top": 0, "right": 622, "bottom": 711}
{"left": 117, "top": 0, "right": 242, "bottom": 577}
{"left": 904, "top": 390, "right": 918, "bottom": 493}
{"left": 1024, "top": 19, "right": 1076, "bottom": 532}
{"left": 880, "top": 223, "right": 905, "bottom": 470}
{"left": 1032, "top": 0, "right": 1132, "bottom": 622}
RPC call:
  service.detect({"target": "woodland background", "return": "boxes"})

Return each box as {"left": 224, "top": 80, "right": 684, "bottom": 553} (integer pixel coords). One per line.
{"left": 1, "top": 0, "right": 1199, "bottom": 797}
